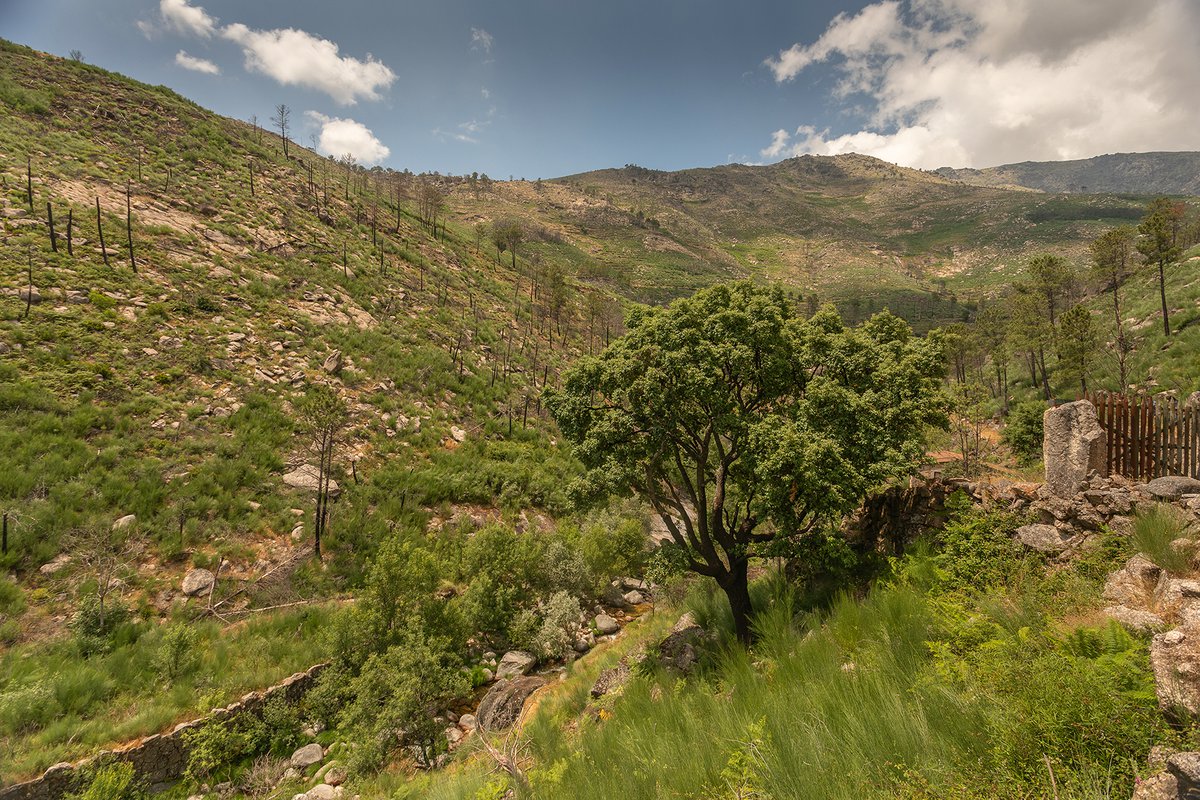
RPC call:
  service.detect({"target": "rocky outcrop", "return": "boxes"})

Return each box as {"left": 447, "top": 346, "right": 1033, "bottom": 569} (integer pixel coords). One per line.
{"left": 1043, "top": 400, "right": 1106, "bottom": 498}
{"left": 494, "top": 651, "right": 536, "bottom": 680}
{"left": 181, "top": 568, "right": 215, "bottom": 597}
{"left": 476, "top": 676, "right": 546, "bottom": 732}
{"left": 1145, "top": 477, "right": 1200, "bottom": 501}
{"left": 590, "top": 663, "right": 631, "bottom": 699}
{"left": 653, "top": 612, "right": 708, "bottom": 675}
{"left": 1015, "top": 523, "right": 1072, "bottom": 553}
{"left": 1150, "top": 625, "right": 1200, "bottom": 718}
{"left": 282, "top": 465, "right": 340, "bottom": 497}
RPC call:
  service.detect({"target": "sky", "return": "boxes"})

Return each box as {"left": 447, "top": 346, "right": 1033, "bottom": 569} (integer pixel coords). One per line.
{"left": 2, "top": 0, "right": 1198, "bottom": 178}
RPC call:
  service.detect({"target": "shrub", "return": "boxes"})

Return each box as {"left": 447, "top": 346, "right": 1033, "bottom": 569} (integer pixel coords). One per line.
{"left": 70, "top": 595, "right": 133, "bottom": 657}
{"left": 0, "top": 576, "right": 24, "bottom": 615}
{"left": 0, "top": 680, "right": 57, "bottom": 733}
{"left": 154, "top": 622, "right": 198, "bottom": 683}
{"left": 183, "top": 716, "right": 268, "bottom": 782}
{"left": 1003, "top": 401, "right": 1046, "bottom": 465}
{"left": 65, "top": 761, "right": 145, "bottom": 800}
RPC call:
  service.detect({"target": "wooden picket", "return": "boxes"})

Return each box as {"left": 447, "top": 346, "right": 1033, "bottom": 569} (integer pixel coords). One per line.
{"left": 1085, "top": 391, "right": 1200, "bottom": 480}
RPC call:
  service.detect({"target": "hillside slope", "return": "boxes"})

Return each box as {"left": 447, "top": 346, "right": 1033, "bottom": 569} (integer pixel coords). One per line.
{"left": 936, "top": 151, "right": 1200, "bottom": 196}
{"left": 442, "top": 153, "right": 1161, "bottom": 328}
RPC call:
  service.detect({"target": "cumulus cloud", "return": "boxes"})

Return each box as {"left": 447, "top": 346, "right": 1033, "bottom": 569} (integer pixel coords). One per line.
{"left": 223, "top": 24, "right": 395, "bottom": 105}
{"left": 141, "top": 0, "right": 396, "bottom": 105}
{"left": 160, "top": 0, "right": 217, "bottom": 38}
{"left": 306, "top": 111, "right": 390, "bottom": 164}
{"left": 174, "top": 50, "right": 220, "bottom": 75}
{"left": 471, "top": 28, "right": 494, "bottom": 54}
{"left": 761, "top": 0, "right": 1200, "bottom": 168}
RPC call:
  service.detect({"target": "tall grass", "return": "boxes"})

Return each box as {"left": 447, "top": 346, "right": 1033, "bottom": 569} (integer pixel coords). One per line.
{"left": 1132, "top": 503, "right": 1192, "bottom": 573}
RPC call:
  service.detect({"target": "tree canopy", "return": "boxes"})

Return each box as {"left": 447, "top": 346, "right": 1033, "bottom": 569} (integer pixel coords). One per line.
{"left": 545, "top": 282, "right": 946, "bottom": 643}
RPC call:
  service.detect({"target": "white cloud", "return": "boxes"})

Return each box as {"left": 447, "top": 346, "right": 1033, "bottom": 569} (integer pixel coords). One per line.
{"left": 143, "top": 0, "right": 395, "bottom": 105}
{"left": 761, "top": 0, "right": 1200, "bottom": 168}
{"left": 481, "top": 87, "right": 491, "bottom": 100}
{"left": 223, "top": 24, "right": 396, "bottom": 105}
{"left": 433, "top": 127, "right": 479, "bottom": 145}
{"left": 471, "top": 27, "right": 494, "bottom": 54}
{"left": 306, "top": 111, "right": 390, "bottom": 164}
{"left": 174, "top": 50, "right": 220, "bottom": 75}
{"left": 160, "top": 0, "right": 217, "bottom": 38}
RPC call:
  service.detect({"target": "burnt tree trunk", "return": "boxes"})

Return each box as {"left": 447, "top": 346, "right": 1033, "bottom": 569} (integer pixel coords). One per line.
{"left": 96, "top": 197, "right": 110, "bottom": 267}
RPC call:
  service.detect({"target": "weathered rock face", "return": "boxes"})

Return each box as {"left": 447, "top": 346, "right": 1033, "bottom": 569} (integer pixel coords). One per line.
{"left": 1103, "top": 605, "right": 1166, "bottom": 633}
{"left": 1133, "top": 771, "right": 1180, "bottom": 800}
{"left": 476, "top": 676, "right": 546, "bottom": 731}
{"left": 181, "top": 568, "right": 215, "bottom": 597}
{"left": 1043, "top": 400, "right": 1106, "bottom": 498}
{"left": 1015, "top": 523, "right": 1073, "bottom": 553}
{"left": 655, "top": 612, "right": 708, "bottom": 675}
{"left": 283, "top": 465, "right": 341, "bottom": 497}
{"left": 1103, "top": 555, "right": 1163, "bottom": 607}
{"left": 321, "top": 349, "right": 342, "bottom": 375}
{"left": 1168, "top": 752, "right": 1200, "bottom": 797}
{"left": 290, "top": 742, "right": 325, "bottom": 770}
{"left": 590, "top": 663, "right": 631, "bottom": 698}
{"left": 1150, "top": 624, "right": 1200, "bottom": 718}
{"left": 495, "top": 650, "right": 536, "bottom": 680}
{"left": 1144, "top": 476, "right": 1200, "bottom": 501}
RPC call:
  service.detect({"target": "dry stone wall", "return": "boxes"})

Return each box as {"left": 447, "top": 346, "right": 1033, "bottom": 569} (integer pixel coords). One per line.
{"left": 0, "top": 664, "right": 327, "bottom": 800}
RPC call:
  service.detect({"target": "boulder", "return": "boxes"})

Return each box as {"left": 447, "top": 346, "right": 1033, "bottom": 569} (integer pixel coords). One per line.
{"left": 1150, "top": 625, "right": 1200, "bottom": 717}
{"left": 1103, "top": 605, "right": 1166, "bottom": 633}
{"left": 1015, "top": 523, "right": 1072, "bottom": 554}
{"left": 495, "top": 650, "right": 536, "bottom": 680}
{"left": 112, "top": 513, "right": 137, "bottom": 531}
{"left": 1133, "top": 771, "right": 1179, "bottom": 800}
{"left": 181, "top": 568, "right": 215, "bottom": 597}
{"left": 476, "top": 676, "right": 546, "bottom": 731}
{"left": 1103, "top": 555, "right": 1163, "bottom": 606}
{"left": 655, "top": 612, "right": 708, "bottom": 675}
{"left": 1168, "top": 752, "right": 1200, "bottom": 797}
{"left": 1144, "top": 476, "right": 1200, "bottom": 501}
{"left": 1042, "top": 400, "right": 1106, "bottom": 498}
{"left": 283, "top": 465, "right": 341, "bottom": 497}
{"left": 290, "top": 742, "right": 325, "bottom": 770}
{"left": 1153, "top": 576, "right": 1200, "bottom": 616}
{"left": 304, "top": 786, "right": 337, "bottom": 800}
{"left": 18, "top": 286, "right": 42, "bottom": 304}
{"left": 457, "top": 713, "right": 477, "bottom": 731}
{"left": 322, "top": 350, "right": 342, "bottom": 375}
{"left": 590, "top": 663, "right": 631, "bottom": 698}
{"left": 623, "top": 590, "right": 646, "bottom": 605}
{"left": 39, "top": 553, "right": 71, "bottom": 575}
{"left": 450, "top": 425, "right": 467, "bottom": 443}
{"left": 594, "top": 614, "right": 620, "bottom": 635}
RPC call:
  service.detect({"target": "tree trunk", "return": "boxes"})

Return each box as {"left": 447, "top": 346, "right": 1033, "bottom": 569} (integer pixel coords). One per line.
{"left": 1158, "top": 261, "right": 1171, "bottom": 336}
{"left": 719, "top": 562, "right": 754, "bottom": 646}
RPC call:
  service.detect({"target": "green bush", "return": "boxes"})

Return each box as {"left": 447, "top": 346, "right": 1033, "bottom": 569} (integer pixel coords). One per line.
{"left": 183, "top": 716, "right": 268, "bottom": 782}
{"left": 66, "top": 761, "right": 145, "bottom": 800}
{"left": 1002, "top": 401, "right": 1046, "bottom": 465}
{"left": 154, "top": 622, "right": 198, "bottom": 683}
{"left": 0, "top": 576, "right": 24, "bottom": 615}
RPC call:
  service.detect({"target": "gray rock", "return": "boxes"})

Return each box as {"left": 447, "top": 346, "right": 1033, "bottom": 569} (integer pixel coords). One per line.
{"left": 594, "top": 614, "right": 620, "bottom": 635}
{"left": 1150, "top": 624, "right": 1200, "bottom": 717}
{"left": 495, "top": 650, "right": 536, "bottom": 680}
{"left": 18, "top": 286, "right": 42, "bottom": 304}
{"left": 1103, "top": 605, "right": 1166, "bottom": 632}
{"left": 322, "top": 350, "right": 343, "bottom": 375}
{"left": 655, "top": 612, "right": 708, "bottom": 674}
{"left": 1168, "top": 752, "right": 1200, "bottom": 795}
{"left": 1015, "top": 523, "right": 1072, "bottom": 553}
{"left": 39, "top": 553, "right": 71, "bottom": 575}
{"left": 623, "top": 590, "right": 646, "bottom": 605}
{"left": 602, "top": 583, "right": 629, "bottom": 607}
{"left": 450, "top": 425, "right": 467, "bottom": 443}
{"left": 290, "top": 742, "right": 325, "bottom": 770}
{"left": 1133, "top": 771, "right": 1179, "bottom": 800}
{"left": 1144, "top": 476, "right": 1200, "bottom": 501}
{"left": 1103, "top": 554, "right": 1162, "bottom": 606}
{"left": 304, "top": 785, "right": 337, "bottom": 800}
{"left": 112, "top": 513, "right": 137, "bottom": 531}
{"left": 590, "top": 663, "right": 631, "bottom": 698}
{"left": 181, "top": 568, "right": 215, "bottom": 597}
{"left": 283, "top": 465, "right": 341, "bottom": 497}
{"left": 476, "top": 676, "right": 546, "bottom": 731}
{"left": 457, "top": 713, "right": 477, "bottom": 731}
{"left": 1042, "top": 400, "right": 1106, "bottom": 498}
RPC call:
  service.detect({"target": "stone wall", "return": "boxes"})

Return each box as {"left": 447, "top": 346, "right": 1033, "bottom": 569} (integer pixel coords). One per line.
{"left": 0, "top": 664, "right": 327, "bottom": 800}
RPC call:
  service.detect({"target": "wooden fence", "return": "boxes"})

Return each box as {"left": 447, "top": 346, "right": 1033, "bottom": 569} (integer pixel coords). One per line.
{"left": 1085, "top": 391, "right": 1200, "bottom": 481}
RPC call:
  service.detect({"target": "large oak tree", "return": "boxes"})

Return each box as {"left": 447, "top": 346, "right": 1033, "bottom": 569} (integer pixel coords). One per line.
{"left": 545, "top": 283, "right": 946, "bottom": 644}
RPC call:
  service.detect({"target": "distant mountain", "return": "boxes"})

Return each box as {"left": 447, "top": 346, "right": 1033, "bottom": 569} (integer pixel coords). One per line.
{"left": 935, "top": 152, "right": 1200, "bottom": 196}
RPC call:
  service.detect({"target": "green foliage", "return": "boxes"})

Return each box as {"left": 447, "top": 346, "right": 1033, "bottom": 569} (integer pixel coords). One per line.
{"left": 261, "top": 695, "right": 304, "bottom": 756}
{"left": 69, "top": 595, "right": 134, "bottom": 658}
{"left": 1132, "top": 503, "right": 1191, "bottom": 573}
{"left": 153, "top": 622, "right": 198, "bottom": 683}
{"left": 547, "top": 283, "right": 947, "bottom": 641}
{"left": 0, "top": 576, "right": 24, "bottom": 615}
{"left": 65, "top": 761, "right": 145, "bottom": 800}
{"left": 183, "top": 716, "right": 268, "bottom": 783}
{"left": 1002, "top": 400, "right": 1045, "bottom": 465}
{"left": 932, "top": 495, "right": 1028, "bottom": 591}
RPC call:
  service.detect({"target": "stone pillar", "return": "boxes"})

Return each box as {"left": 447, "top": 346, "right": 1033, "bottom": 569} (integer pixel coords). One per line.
{"left": 1043, "top": 400, "right": 1106, "bottom": 497}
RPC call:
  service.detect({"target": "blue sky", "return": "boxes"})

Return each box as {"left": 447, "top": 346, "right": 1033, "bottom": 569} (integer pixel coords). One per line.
{"left": 3, "top": 0, "right": 1198, "bottom": 177}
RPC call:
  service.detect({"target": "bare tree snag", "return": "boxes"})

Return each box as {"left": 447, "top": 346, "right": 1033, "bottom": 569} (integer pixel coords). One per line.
{"left": 46, "top": 202, "right": 57, "bottom": 253}
{"left": 96, "top": 197, "right": 110, "bottom": 267}
{"left": 26, "top": 156, "right": 33, "bottom": 211}
{"left": 22, "top": 247, "right": 33, "bottom": 320}
{"left": 125, "top": 181, "right": 136, "bottom": 273}
{"left": 66, "top": 209, "right": 73, "bottom": 256}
